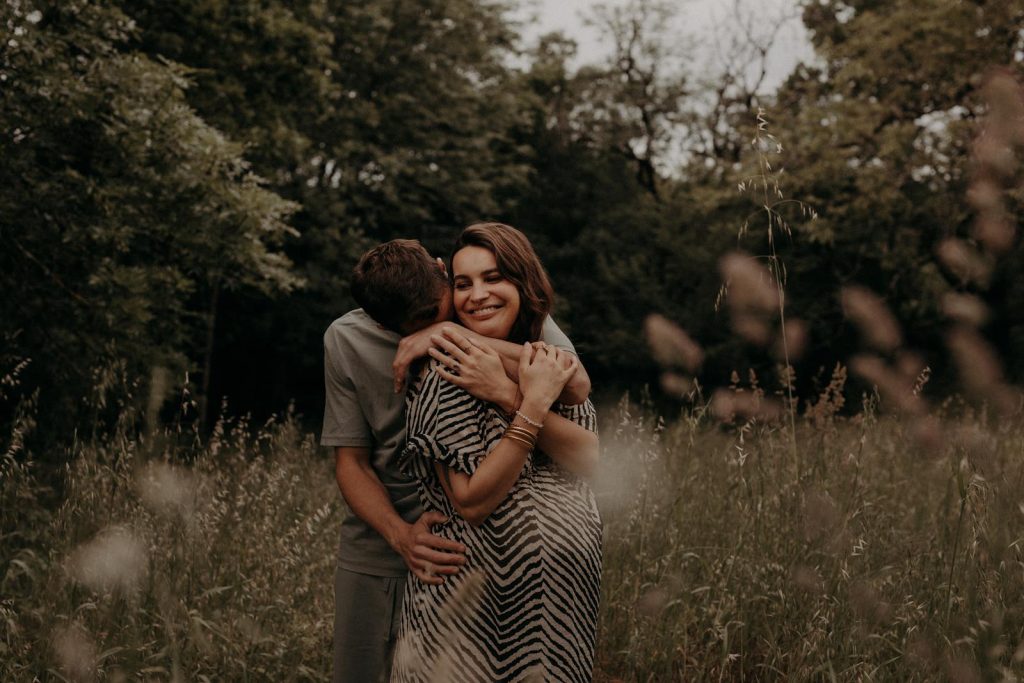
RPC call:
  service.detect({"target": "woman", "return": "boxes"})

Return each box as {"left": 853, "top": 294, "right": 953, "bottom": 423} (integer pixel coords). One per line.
{"left": 392, "top": 223, "right": 602, "bottom": 683}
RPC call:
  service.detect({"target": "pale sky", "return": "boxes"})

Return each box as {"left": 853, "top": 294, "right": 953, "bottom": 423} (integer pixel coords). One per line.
{"left": 516, "top": 0, "right": 816, "bottom": 93}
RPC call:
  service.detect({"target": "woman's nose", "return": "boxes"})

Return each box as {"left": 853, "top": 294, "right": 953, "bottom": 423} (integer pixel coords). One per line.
{"left": 470, "top": 281, "right": 488, "bottom": 301}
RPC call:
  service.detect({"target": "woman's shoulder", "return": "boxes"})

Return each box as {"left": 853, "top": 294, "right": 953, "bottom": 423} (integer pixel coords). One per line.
{"left": 409, "top": 360, "right": 483, "bottom": 411}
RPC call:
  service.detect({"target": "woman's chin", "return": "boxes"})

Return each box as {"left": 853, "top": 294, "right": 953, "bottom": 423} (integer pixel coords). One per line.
{"left": 460, "top": 316, "right": 513, "bottom": 340}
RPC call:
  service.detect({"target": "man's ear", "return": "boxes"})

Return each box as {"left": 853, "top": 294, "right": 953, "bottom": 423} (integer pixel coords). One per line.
{"left": 436, "top": 257, "right": 448, "bottom": 276}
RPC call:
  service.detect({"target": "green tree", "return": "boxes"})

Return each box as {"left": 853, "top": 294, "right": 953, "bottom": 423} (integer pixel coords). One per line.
{"left": 119, "top": 0, "right": 536, "bottom": 418}
{"left": 763, "top": 0, "right": 1024, "bottom": 392}
{"left": 0, "top": 0, "right": 299, "bottom": 444}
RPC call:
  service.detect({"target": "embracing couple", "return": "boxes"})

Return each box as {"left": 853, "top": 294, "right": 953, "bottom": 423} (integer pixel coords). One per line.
{"left": 321, "top": 222, "right": 602, "bottom": 682}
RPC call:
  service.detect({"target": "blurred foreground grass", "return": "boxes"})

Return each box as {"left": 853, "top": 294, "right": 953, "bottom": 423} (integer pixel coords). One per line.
{"left": 3, "top": 385, "right": 1024, "bottom": 681}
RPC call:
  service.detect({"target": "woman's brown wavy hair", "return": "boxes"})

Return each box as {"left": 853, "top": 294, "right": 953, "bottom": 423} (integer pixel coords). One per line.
{"left": 451, "top": 223, "right": 554, "bottom": 344}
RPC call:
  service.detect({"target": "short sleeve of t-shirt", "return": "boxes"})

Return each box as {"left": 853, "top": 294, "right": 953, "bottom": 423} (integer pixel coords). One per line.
{"left": 541, "top": 316, "right": 576, "bottom": 354}
{"left": 321, "top": 327, "right": 372, "bottom": 448}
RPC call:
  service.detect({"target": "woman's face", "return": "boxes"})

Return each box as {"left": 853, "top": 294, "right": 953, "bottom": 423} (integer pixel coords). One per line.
{"left": 452, "top": 245, "right": 521, "bottom": 340}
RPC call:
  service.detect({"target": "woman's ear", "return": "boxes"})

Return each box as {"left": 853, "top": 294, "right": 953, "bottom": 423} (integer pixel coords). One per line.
{"left": 436, "top": 257, "right": 448, "bottom": 277}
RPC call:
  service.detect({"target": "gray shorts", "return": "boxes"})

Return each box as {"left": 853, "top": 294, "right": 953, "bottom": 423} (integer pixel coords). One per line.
{"left": 333, "top": 567, "right": 407, "bottom": 683}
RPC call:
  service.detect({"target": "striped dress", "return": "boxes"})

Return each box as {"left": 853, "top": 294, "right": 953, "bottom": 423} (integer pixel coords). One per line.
{"left": 392, "top": 361, "right": 602, "bottom": 683}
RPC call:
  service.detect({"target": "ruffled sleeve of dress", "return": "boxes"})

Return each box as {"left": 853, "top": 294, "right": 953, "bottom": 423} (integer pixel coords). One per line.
{"left": 399, "top": 361, "right": 490, "bottom": 479}
{"left": 553, "top": 398, "right": 598, "bottom": 434}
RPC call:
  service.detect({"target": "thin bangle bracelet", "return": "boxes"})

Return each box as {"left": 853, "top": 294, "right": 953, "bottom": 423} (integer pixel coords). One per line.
{"left": 503, "top": 434, "right": 535, "bottom": 450}
{"left": 505, "top": 425, "right": 538, "bottom": 440}
{"left": 514, "top": 410, "right": 544, "bottom": 429}
{"left": 505, "top": 425, "right": 538, "bottom": 441}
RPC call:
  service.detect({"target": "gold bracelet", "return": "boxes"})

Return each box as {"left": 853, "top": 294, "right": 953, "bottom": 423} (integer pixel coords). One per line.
{"left": 505, "top": 425, "right": 538, "bottom": 442}
{"left": 503, "top": 438, "right": 536, "bottom": 454}
{"left": 504, "top": 425, "right": 537, "bottom": 446}
{"left": 503, "top": 433, "right": 535, "bottom": 450}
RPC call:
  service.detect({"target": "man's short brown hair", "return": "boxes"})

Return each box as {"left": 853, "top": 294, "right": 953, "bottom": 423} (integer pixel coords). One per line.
{"left": 351, "top": 239, "right": 448, "bottom": 333}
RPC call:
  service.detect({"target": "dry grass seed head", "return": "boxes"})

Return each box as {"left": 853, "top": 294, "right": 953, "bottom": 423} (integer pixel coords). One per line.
{"left": 637, "top": 586, "right": 670, "bottom": 618}
{"left": 945, "top": 326, "right": 1018, "bottom": 415}
{"left": 65, "top": 525, "right": 148, "bottom": 595}
{"left": 981, "top": 69, "right": 1024, "bottom": 147}
{"left": 936, "top": 238, "right": 993, "bottom": 288}
{"left": 719, "top": 252, "right": 779, "bottom": 313}
{"left": 904, "top": 632, "right": 939, "bottom": 673}
{"left": 773, "top": 317, "right": 808, "bottom": 360}
{"left": 438, "top": 570, "right": 487, "bottom": 624}
{"left": 849, "top": 355, "right": 924, "bottom": 415}
{"left": 806, "top": 363, "right": 847, "bottom": 424}
{"left": 644, "top": 313, "right": 704, "bottom": 372}
{"left": 941, "top": 292, "right": 990, "bottom": 327}
{"left": 710, "top": 388, "right": 782, "bottom": 423}
{"left": 972, "top": 211, "right": 1016, "bottom": 254}
{"left": 849, "top": 580, "right": 891, "bottom": 625}
{"left": 136, "top": 461, "right": 197, "bottom": 519}
{"left": 659, "top": 372, "right": 693, "bottom": 397}
{"left": 966, "top": 178, "right": 1003, "bottom": 213}
{"left": 51, "top": 623, "right": 97, "bottom": 683}
{"left": 839, "top": 286, "right": 902, "bottom": 352}
{"left": 731, "top": 313, "right": 773, "bottom": 346}
{"left": 791, "top": 565, "right": 824, "bottom": 594}
{"left": 894, "top": 352, "right": 925, "bottom": 382}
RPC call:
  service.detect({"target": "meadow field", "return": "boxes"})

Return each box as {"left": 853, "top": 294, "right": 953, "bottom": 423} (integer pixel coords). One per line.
{"left": 3, "top": 373, "right": 1023, "bottom": 682}
{"left": 5, "top": 2, "right": 1024, "bottom": 681}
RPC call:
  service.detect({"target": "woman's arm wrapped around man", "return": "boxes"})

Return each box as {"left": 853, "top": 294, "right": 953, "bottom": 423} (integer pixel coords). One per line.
{"left": 435, "top": 342, "right": 579, "bottom": 526}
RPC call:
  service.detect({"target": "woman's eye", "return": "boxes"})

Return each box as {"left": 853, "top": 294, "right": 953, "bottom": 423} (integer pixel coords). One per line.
{"left": 485, "top": 274, "right": 503, "bottom": 283}
{"left": 454, "top": 282, "right": 471, "bottom": 290}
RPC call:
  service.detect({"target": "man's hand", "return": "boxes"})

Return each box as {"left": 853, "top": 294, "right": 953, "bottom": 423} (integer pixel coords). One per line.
{"left": 530, "top": 341, "right": 575, "bottom": 373}
{"left": 429, "top": 329, "right": 520, "bottom": 412}
{"left": 393, "top": 322, "right": 459, "bottom": 393}
{"left": 392, "top": 511, "right": 467, "bottom": 585}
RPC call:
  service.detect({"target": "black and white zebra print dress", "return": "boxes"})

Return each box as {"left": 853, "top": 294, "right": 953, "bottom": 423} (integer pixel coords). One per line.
{"left": 392, "top": 361, "right": 602, "bottom": 683}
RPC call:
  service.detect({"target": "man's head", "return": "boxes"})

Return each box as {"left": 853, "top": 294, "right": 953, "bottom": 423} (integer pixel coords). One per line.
{"left": 351, "top": 239, "right": 452, "bottom": 334}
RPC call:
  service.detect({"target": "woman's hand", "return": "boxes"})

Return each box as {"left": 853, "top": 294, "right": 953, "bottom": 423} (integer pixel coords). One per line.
{"left": 429, "top": 329, "right": 519, "bottom": 412}
{"left": 518, "top": 342, "right": 578, "bottom": 417}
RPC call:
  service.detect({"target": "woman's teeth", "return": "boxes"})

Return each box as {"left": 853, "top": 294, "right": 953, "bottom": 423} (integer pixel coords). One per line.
{"left": 472, "top": 305, "right": 500, "bottom": 316}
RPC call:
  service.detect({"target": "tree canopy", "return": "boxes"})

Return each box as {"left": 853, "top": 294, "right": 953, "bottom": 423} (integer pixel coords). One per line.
{"left": 2, "top": 0, "right": 1023, "bottom": 446}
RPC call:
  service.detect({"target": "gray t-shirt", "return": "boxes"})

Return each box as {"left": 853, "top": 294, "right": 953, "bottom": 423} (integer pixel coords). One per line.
{"left": 321, "top": 308, "right": 576, "bottom": 576}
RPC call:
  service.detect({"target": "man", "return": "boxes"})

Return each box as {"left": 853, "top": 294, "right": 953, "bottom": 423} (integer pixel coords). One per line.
{"left": 322, "top": 238, "right": 589, "bottom": 682}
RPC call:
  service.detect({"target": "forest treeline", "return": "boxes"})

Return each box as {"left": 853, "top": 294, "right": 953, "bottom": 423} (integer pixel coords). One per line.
{"left": 2, "top": 0, "right": 1023, "bottom": 447}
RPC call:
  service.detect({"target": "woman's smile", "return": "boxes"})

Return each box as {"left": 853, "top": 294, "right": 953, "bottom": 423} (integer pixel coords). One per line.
{"left": 466, "top": 304, "right": 503, "bottom": 318}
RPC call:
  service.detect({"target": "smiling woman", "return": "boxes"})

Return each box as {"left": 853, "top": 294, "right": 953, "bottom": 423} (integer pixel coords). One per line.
{"left": 449, "top": 223, "right": 556, "bottom": 344}
{"left": 392, "top": 222, "right": 602, "bottom": 683}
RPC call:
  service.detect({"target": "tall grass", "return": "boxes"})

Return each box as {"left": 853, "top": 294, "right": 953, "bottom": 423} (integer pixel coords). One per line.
{"left": 5, "top": 381, "right": 1024, "bottom": 680}
{"left": 2, "top": 390, "right": 340, "bottom": 681}
{"left": 595, "top": 384, "right": 1024, "bottom": 681}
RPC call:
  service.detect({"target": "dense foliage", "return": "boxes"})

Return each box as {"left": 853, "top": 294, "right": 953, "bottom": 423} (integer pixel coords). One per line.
{"left": 2, "top": 0, "right": 1023, "bottom": 445}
